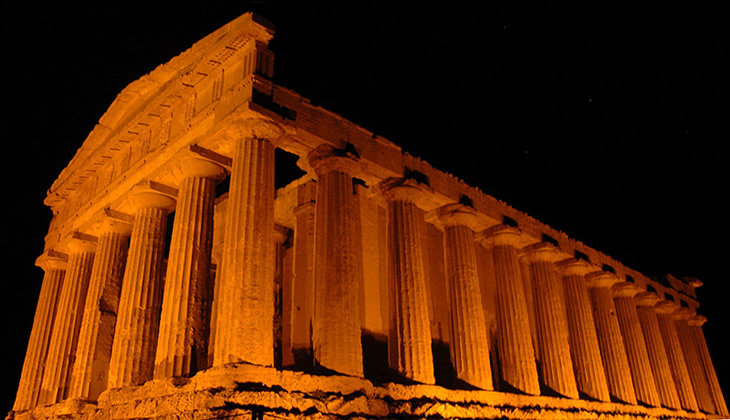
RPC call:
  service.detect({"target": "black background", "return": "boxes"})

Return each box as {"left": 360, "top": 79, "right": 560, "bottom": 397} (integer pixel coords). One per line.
{"left": 3, "top": 2, "right": 727, "bottom": 413}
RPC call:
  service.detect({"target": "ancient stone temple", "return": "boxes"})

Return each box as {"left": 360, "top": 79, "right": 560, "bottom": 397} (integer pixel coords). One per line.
{"left": 10, "top": 13, "right": 727, "bottom": 420}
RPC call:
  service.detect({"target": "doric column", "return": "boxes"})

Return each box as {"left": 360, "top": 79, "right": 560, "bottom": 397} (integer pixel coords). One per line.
{"left": 521, "top": 244, "right": 577, "bottom": 399}
{"left": 439, "top": 204, "right": 492, "bottom": 390}
{"left": 39, "top": 236, "right": 96, "bottom": 405}
{"left": 655, "top": 301, "right": 698, "bottom": 412}
{"left": 482, "top": 225, "right": 539, "bottom": 395}
{"left": 309, "top": 145, "right": 363, "bottom": 377}
{"left": 634, "top": 293, "right": 681, "bottom": 409}
{"left": 556, "top": 259, "right": 610, "bottom": 402}
{"left": 612, "top": 282, "right": 660, "bottom": 407}
{"left": 381, "top": 178, "right": 435, "bottom": 384}
{"left": 13, "top": 253, "right": 67, "bottom": 411}
{"left": 688, "top": 314, "right": 728, "bottom": 416}
{"left": 154, "top": 158, "right": 224, "bottom": 379}
{"left": 674, "top": 309, "right": 715, "bottom": 413}
{"left": 274, "top": 224, "right": 291, "bottom": 368}
{"left": 586, "top": 272, "right": 636, "bottom": 404}
{"left": 108, "top": 189, "right": 175, "bottom": 388}
{"left": 290, "top": 181, "right": 316, "bottom": 366}
{"left": 212, "top": 137, "right": 275, "bottom": 367}
{"left": 68, "top": 216, "right": 130, "bottom": 401}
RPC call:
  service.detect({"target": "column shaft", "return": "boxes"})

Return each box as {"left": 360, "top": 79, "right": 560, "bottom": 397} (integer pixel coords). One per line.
{"left": 13, "top": 257, "right": 66, "bottom": 410}
{"left": 560, "top": 264, "right": 610, "bottom": 402}
{"left": 675, "top": 316, "right": 715, "bottom": 412}
{"left": 387, "top": 198, "right": 435, "bottom": 384}
{"left": 490, "top": 231, "right": 539, "bottom": 395}
{"left": 213, "top": 137, "right": 275, "bottom": 367}
{"left": 635, "top": 297, "right": 681, "bottom": 409}
{"left": 656, "top": 309, "right": 698, "bottom": 411}
{"left": 613, "top": 290, "right": 661, "bottom": 406}
{"left": 155, "top": 174, "right": 217, "bottom": 378}
{"left": 291, "top": 182, "right": 316, "bottom": 366}
{"left": 108, "top": 204, "right": 170, "bottom": 388}
{"left": 689, "top": 318, "right": 728, "bottom": 416}
{"left": 39, "top": 246, "right": 95, "bottom": 404}
{"left": 525, "top": 251, "right": 577, "bottom": 398}
{"left": 68, "top": 230, "right": 128, "bottom": 401}
{"left": 589, "top": 279, "right": 636, "bottom": 404}
{"left": 312, "top": 168, "right": 363, "bottom": 376}
{"left": 444, "top": 225, "right": 492, "bottom": 389}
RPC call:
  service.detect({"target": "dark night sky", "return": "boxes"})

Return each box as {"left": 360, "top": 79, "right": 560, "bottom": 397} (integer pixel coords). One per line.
{"left": 3, "top": 2, "right": 727, "bottom": 413}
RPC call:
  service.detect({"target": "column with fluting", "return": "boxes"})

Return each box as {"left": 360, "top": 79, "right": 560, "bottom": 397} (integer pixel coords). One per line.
{"left": 381, "top": 178, "right": 435, "bottom": 384}
{"left": 108, "top": 189, "right": 175, "bottom": 388}
{"left": 291, "top": 180, "right": 316, "bottom": 366}
{"left": 634, "top": 292, "right": 681, "bottom": 409}
{"left": 521, "top": 244, "right": 577, "bottom": 399}
{"left": 154, "top": 158, "right": 224, "bottom": 379}
{"left": 688, "top": 314, "right": 728, "bottom": 416}
{"left": 13, "top": 253, "right": 67, "bottom": 411}
{"left": 212, "top": 137, "right": 275, "bottom": 367}
{"left": 556, "top": 259, "right": 610, "bottom": 402}
{"left": 612, "top": 282, "right": 660, "bottom": 407}
{"left": 39, "top": 236, "right": 96, "bottom": 404}
{"left": 654, "top": 301, "right": 698, "bottom": 412}
{"left": 675, "top": 309, "right": 715, "bottom": 412}
{"left": 586, "top": 272, "right": 636, "bottom": 404}
{"left": 482, "top": 225, "right": 539, "bottom": 395}
{"left": 438, "top": 204, "right": 492, "bottom": 390}
{"left": 68, "top": 216, "right": 130, "bottom": 401}
{"left": 309, "top": 145, "right": 363, "bottom": 377}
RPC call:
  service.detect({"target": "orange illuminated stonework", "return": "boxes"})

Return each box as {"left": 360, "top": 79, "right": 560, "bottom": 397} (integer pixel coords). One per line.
{"left": 9, "top": 13, "right": 727, "bottom": 420}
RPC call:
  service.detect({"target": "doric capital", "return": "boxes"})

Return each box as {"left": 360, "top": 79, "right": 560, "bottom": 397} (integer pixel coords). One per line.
{"left": 612, "top": 281, "right": 640, "bottom": 298}
{"left": 379, "top": 177, "right": 434, "bottom": 208}
{"left": 434, "top": 203, "right": 484, "bottom": 232}
{"left": 688, "top": 314, "right": 708, "bottom": 327}
{"left": 520, "top": 242, "right": 562, "bottom": 263}
{"left": 307, "top": 144, "right": 362, "bottom": 178}
{"left": 478, "top": 224, "right": 524, "bottom": 248}
{"left": 35, "top": 250, "right": 68, "bottom": 271}
{"left": 555, "top": 258, "right": 593, "bottom": 276}
{"left": 654, "top": 300, "right": 679, "bottom": 315}
{"left": 274, "top": 224, "right": 291, "bottom": 245}
{"left": 169, "top": 156, "right": 226, "bottom": 183}
{"left": 125, "top": 183, "right": 177, "bottom": 214}
{"left": 66, "top": 232, "right": 98, "bottom": 254}
{"left": 585, "top": 271, "right": 619, "bottom": 289}
{"left": 635, "top": 291, "right": 661, "bottom": 307}
{"left": 89, "top": 208, "right": 133, "bottom": 236}
{"left": 672, "top": 307, "right": 693, "bottom": 321}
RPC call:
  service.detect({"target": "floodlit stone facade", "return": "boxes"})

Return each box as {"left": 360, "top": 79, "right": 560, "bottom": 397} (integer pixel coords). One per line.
{"left": 9, "top": 13, "right": 727, "bottom": 420}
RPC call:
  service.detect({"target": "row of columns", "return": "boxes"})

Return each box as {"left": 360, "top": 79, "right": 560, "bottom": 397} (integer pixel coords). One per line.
{"left": 14, "top": 139, "right": 728, "bottom": 418}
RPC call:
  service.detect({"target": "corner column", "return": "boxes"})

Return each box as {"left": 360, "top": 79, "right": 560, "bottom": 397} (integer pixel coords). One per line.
{"left": 521, "top": 244, "right": 577, "bottom": 399}
{"left": 108, "top": 189, "right": 175, "bottom": 388}
{"left": 309, "top": 145, "right": 363, "bottom": 377}
{"left": 439, "top": 204, "right": 492, "bottom": 390}
{"left": 556, "top": 259, "right": 610, "bottom": 402}
{"left": 155, "top": 158, "right": 224, "bottom": 378}
{"left": 212, "top": 137, "right": 275, "bottom": 367}
{"left": 482, "top": 226, "right": 539, "bottom": 395}
{"left": 382, "top": 178, "right": 435, "bottom": 384}
{"left": 40, "top": 236, "right": 96, "bottom": 404}
{"left": 688, "top": 314, "right": 728, "bottom": 416}
{"left": 68, "top": 216, "right": 131, "bottom": 401}
{"left": 634, "top": 293, "right": 681, "bottom": 409}
{"left": 654, "top": 301, "right": 698, "bottom": 412}
{"left": 586, "top": 272, "right": 636, "bottom": 404}
{"left": 675, "top": 308, "right": 715, "bottom": 412}
{"left": 13, "top": 253, "right": 67, "bottom": 410}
